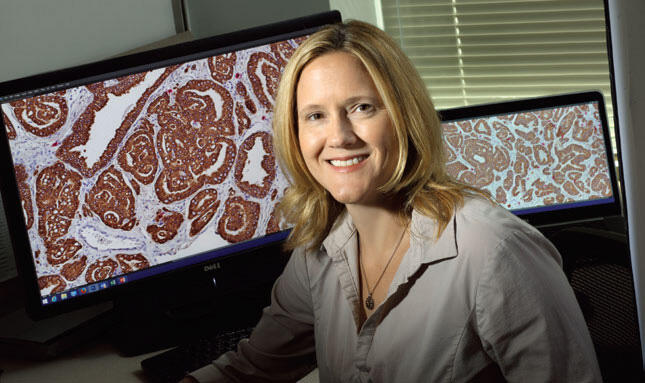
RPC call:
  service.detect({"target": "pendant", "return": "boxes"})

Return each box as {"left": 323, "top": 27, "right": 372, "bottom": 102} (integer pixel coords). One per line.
{"left": 365, "top": 294, "right": 374, "bottom": 310}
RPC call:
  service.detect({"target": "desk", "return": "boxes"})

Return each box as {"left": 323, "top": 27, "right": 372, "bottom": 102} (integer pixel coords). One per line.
{"left": 0, "top": 332, "right": 159, "bottom": 383}
{"left": 0, "top": 278, "right": 319, "bottom": 382}
{"left": 0, "top": 332, "right": 319, "bottom": 383}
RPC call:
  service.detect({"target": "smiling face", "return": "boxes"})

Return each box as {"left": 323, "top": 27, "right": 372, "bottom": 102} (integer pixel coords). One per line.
{"left": 296, "top": 52, "right": 398, "bottom": 207}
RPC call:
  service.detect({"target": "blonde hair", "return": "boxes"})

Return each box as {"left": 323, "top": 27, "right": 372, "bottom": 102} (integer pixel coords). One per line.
{"left": 273, "top": 20, "right": 489, "bottom": 250}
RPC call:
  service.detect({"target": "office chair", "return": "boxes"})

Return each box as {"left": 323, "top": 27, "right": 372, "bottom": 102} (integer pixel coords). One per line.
{"left": 550, "top": 226, "right": 643, "bottom": 382}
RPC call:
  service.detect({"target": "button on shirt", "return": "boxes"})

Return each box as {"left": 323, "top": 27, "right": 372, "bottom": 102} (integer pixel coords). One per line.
{"left": 191, "top": 197, "right": 602, "bottom": 382}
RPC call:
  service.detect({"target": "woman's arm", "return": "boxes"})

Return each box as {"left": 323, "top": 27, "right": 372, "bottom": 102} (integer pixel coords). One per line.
{"left": 476, "top": 230, "right": 602, "bottom": 382}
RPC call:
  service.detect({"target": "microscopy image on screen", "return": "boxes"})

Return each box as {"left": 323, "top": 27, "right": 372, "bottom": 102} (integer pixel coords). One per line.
{"left": 1, "top": 37, "right": 306, "bottom": 296}
{"left": 442, "top": 102, "right": 613, "bottom": 211}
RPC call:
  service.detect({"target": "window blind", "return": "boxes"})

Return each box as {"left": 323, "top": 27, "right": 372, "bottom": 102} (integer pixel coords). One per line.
{"left": 381, "top": 0, "right": 616, "bottom": 154}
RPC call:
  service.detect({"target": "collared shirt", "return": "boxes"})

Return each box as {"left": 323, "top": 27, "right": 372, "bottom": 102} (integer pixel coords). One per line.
{"left": 191, "top": 197, "right": 602, "bottom": 382}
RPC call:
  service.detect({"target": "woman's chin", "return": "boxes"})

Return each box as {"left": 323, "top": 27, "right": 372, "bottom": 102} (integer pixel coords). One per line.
{"left": 329, "top": 190, "right": 381, "bottom": 207}
{"left": 330, "top": 191, "right": 362, "bottom": 205}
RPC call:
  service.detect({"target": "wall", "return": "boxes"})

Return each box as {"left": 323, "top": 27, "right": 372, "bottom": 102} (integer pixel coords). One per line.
{"left": 0, "top": 0, "right": 177, "bottom": 83}
{"left": 182, "top": 0, "right": 381, "bottom": 40}
{"left": 183, "top": 0, "right": 329, "bottom": 39}
{"left": 0, "top": 0, "right": 385, "bottom": 86}
{"left": 608, "top": 0, "right": 645, "bottom": 367}
{"left": 329, "top": 0, "right": 382, "bottom": 27}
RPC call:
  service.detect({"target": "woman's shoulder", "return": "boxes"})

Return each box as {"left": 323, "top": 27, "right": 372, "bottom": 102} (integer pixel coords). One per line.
{"left": 452, "top": 196, "right": 554, "bottom": 257}
{"left": 460, "top": 196, "right": 538, "bottom": 231}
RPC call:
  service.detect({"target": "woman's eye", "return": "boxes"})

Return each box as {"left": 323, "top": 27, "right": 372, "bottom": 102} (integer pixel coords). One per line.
{"left": 355, "top": 103, "right": 373, "bottom": 113}
{"left": 306, "top": 112, "right": 323, "bottom": 121}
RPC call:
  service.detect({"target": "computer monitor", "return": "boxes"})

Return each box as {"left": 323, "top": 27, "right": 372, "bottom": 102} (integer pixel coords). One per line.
{"left": 439, "top": 91, "right": 621, "bottom": 227}
{"left": 0, "top": 11, "right": 341, "bottom": 326}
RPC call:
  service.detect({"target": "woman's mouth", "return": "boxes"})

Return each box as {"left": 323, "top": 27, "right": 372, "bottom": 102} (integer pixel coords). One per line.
{"left": 329, "top": 156, "right": 367, "bottom": 167}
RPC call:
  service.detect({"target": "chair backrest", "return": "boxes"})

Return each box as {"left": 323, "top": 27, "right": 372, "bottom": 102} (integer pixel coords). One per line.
{"left": 549, "top": 226, "right": 643, "bottom": 382}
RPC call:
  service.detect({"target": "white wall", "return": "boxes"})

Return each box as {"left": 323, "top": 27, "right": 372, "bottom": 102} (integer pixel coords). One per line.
{"left": 182, "top": 0, "right": 381, "bottom": 40}
{"left": 0, "top": 0, "right": 386, "bottom": 84}
{"left": 329, "top": 0, "right": 382, "bottom": 27}
{"left": 0, "top": 0, "right": 177, "bottom": 83}
{"left": 609, "top": 0, "right": 645, "bottom": 367}
{"left": 183, "top": 0, "right": 330, "bottom": 39}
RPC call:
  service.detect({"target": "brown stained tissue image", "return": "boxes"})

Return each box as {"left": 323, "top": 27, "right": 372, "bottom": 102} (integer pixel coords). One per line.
{"left": 234, "top": 131, "right": 276, "bottom": 199}
{"left": 217, "top": 189, "right": 260, "bottom": 243}
{"left": 3, "top": 111, "right": 17, "bottom": 139}
{"left": 85, "top": 258, "right": 119, "bottom": 283}
{"left": 86, "top": 165, "right": 137, "bottom": 231}
{"left": 147, "top": 208, "right": 184, "bottom": 244}
{"left": 38, "top": 275, "right": 67, "bottom": 294}
{"left": 443, "top": 105, "right": 611, "bottom": 208}
{"left": 9, "top": 92, "right": 68, "bottom": 137}
{"left": 118, "top": 119, "right": 158, "bottom": 185}
{"left": 14, "top": 164, "right": 35, "bottom": 230}
{"left": 8, "top": 39, "right": 304, "bottom": 296}
{"left": 55, "top": 67, "right": 176, "bottom": 178}
{"left": 188, "top": 188, "right": 221, "bottom": 237}
{"left": 116, "top": 253, "right": 150, "bottom": 273}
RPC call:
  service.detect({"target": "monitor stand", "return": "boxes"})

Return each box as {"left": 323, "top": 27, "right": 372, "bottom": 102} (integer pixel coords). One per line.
{"left": 106, "top": 240, "right": 291, "bottom": 356}
{"left": 110, "top": 282, "right": 272, "bottom": 356}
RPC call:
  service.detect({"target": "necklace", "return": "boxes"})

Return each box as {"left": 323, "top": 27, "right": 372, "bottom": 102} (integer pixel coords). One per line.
{"left": 359, "top": 223, "right": 408, "bottom": 310}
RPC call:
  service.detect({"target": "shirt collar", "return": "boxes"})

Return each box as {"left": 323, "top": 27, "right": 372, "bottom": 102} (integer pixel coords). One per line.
{"left": 321, "top": 208, "right": 459, "bottom": 265}
{"left": 321, "top": 209, "right": 357, "bottom": 259}
{"left": 409, "top": 209, "right": 459, "bottom": 264}
{"left": 319, "top": 208, "right": 460, "bottom": 314}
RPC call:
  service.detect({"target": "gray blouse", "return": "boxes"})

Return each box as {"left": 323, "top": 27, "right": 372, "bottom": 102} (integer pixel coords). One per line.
{"left": 191, "top": 197, "right": 602, "bottom": 382}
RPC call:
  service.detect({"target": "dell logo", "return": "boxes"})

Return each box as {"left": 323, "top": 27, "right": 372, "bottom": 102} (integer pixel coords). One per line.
{"left": 203, "top": 262, "right": 222, "bottom": 272}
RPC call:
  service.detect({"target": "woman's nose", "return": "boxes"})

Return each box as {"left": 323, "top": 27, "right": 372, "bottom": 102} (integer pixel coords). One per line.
{"left": 328, "top": 113, "right": 357, "bottom": 147}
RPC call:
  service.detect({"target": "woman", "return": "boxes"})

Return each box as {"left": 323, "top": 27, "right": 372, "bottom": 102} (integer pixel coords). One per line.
{"left": 186, "top": 20, "right": 601, "bottom": 382}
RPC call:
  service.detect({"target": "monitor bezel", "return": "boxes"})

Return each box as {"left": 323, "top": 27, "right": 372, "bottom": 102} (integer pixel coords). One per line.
{"left": 0, "top": 11, "right": 341, "bottom": 319}
{"left": 438, "top": 91, "right": 622, "bottom": 228}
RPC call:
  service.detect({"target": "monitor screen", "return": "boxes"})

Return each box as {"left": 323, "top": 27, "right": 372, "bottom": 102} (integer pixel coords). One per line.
{"left": 0, "top": 11, "right": 341, "bottom": 319}
{"left": 440, "top": 91, "right": 621, "bottom": 227}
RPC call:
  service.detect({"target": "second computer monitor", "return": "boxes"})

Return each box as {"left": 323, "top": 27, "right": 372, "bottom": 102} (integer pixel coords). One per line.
{"left": 440, "top": 91, "right": 621, "bottom": 227}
